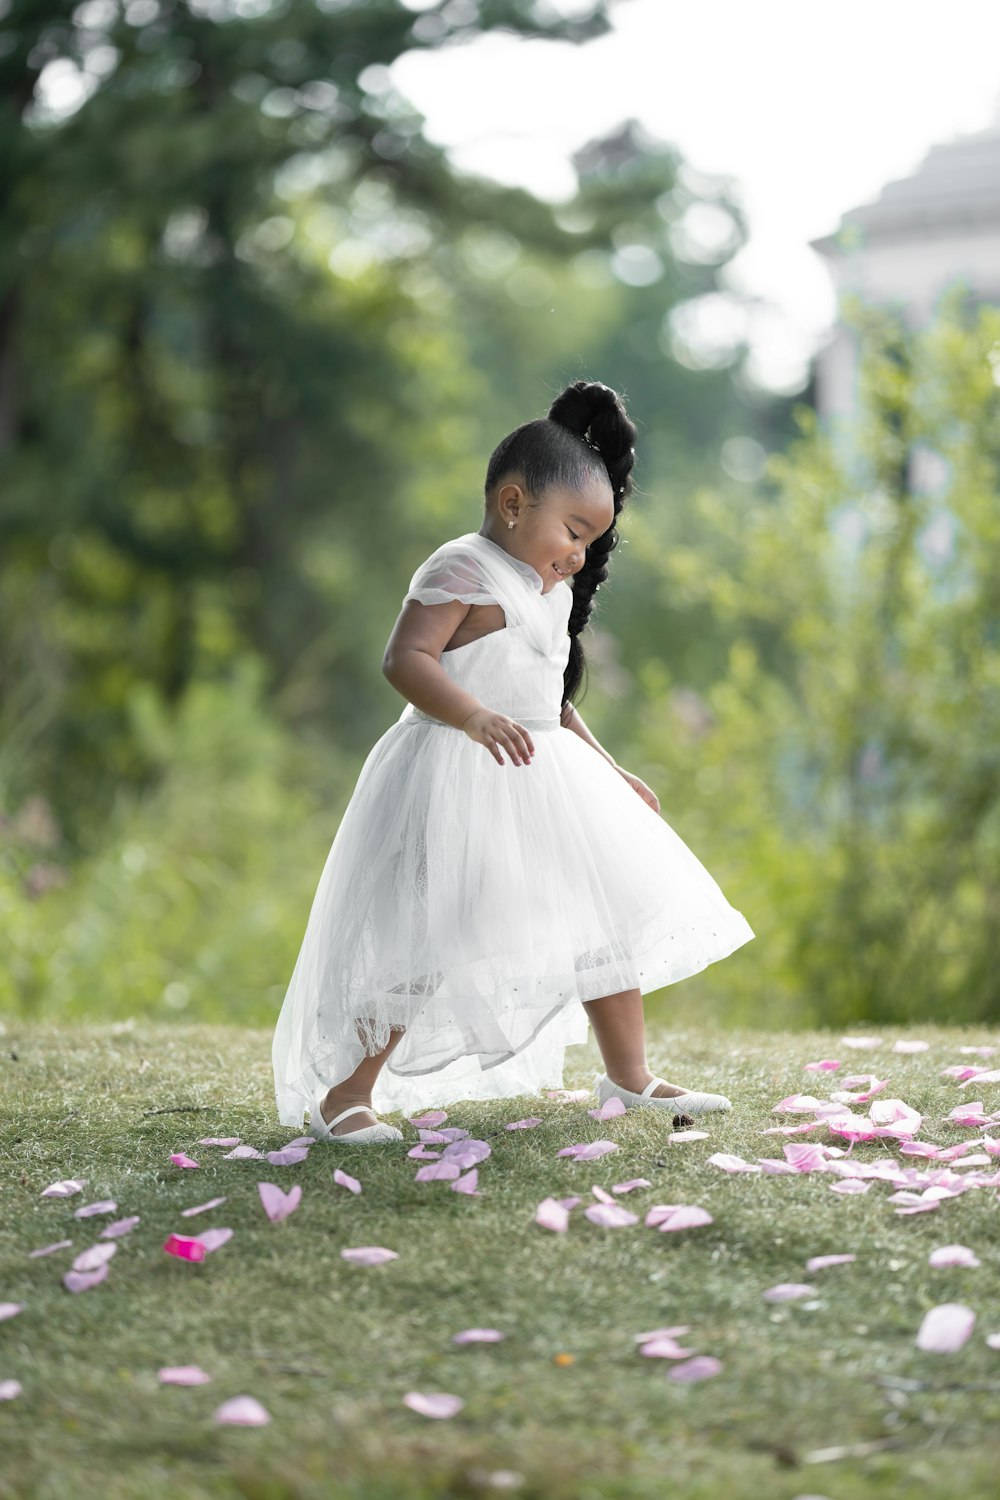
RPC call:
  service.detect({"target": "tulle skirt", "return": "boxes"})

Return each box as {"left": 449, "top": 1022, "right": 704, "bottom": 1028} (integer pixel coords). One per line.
{"left": 272, "top": 715, "right": 754, "bottom": 1125}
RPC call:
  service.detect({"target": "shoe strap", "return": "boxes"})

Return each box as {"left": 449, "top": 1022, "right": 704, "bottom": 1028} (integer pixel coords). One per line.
{"left": 330, "top": 1104, "right": 377, "bottom": 1128}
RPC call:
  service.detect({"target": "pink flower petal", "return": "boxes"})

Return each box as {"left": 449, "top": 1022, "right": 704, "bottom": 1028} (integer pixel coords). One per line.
{"left": 407, "top": 1110, "right": 448, "bottom": 1128}
{"left": 256, "top": 1182, "right": 302, "bottom": 1222}
{"left": 333, "top": 1168, "right": 362, "bottom": 1194}
{"left": 505, "top": 1116, "right": 543, "bottom": 1130}
{"left": 783, "top": 1143, "right": 831, "bottom": 1172}
{"left": 557, "top": 1140, "right": 619, "bottom": 1161}
{"left": 72, "top": 1242, "right": 117, "bottom": 1273}
{"left": 840, "top": 1036, "right": 884, "bottom": 1049}
{"left": 194, "top": 1228, "right": 233, "bottom": 1253}
{"left": 666, "top": 1356, "right": 723, "bottom": 1382}
{"left": 806, "top": 1254, "right": 857, "bottom": 1272}
{"left": 588, "top": 1097, "right": 627, "bottom": 1120}
{"left": 415, "top": 1160, "right": 461, "bottom": 1182}
{"left": 894, "top": 1040, "right": 929, "bottom": 1053}
{"left": 340, "top": 1246, "right": 398, "bottom": 1265}
{"left": 591, "top": 1185, "right": 615, "bottom": 1204}
{"left": 197, "top": 1137, "right": 241, "bottom": 1147}
{"left": 633, "top": 1325, "right": 692, "bottom": 1342}
{"left": 99, "top": 1216, "right": 141, "bottom": 1239}
{"left": 403, "top": 1391, "right": 463, "bottom": 1418}
{"left": 558, "top": 1196, "right": 582, "bottom": 1210}
{"left": 451, "top": 1168, "right": 481, "bottom": 1195}
{"left": 159, "top": 1365, "right": 212, "bottom": 1384}
{"left": 638, "top": 1335, "right": 694, "bottom": 1358}
{"left": 74, "top": 1199, "right": 117, "bottom": 1218}
{"left": 0, "top": 1381, "right": 22, "bottom": 1400}
{"left": 958, "top": 1046, "right": 997, "bottom": 1056}
{"left": 0, "top": 1303, "right": 25, "bottom": 1321}
{"left": 804, "top": 1059, "right": 841, "bottom": 1071}
{"left": 222, "top": 1145, "right": 264, "bottom": 1160}
{"left": 169, "top": 1153, "right": 200, "bottom": 1169}
{"left": 452, "top": 1329, "right": 505, "bottom": 1344}
{"left": 214, "top": 1395, "right": 271, "bottom": 1425}
{"left": 829, "top": 1179, "right": 871, "bottom": 1194}
{"left": 648, "top": 1205, "right": 714, "bottom": 1232}
{"left": 707, "top": 1152, "right": 762, "bottom": 1174}
{"left": 916, "top": 1302, "right": 976, "bottom": 1352}
{"left": 27, "top": 1239, "right": 73, "bottom": 1258}
{"left": 772, "top": 1094, "right": 828, "bottom": 1113}
{"left": 180, "top": 1197, "right": 228, "bottom": 1217}
{"left": 612, "top": 1179, "right": 652, "bottom": 1193}
{"left": 928, "top": 1244, "right": 981, "bottom": 1268}
{"left": 584, "top": 1203, "right": 639, "bottom": 1227}
{"left": 986, "top": 1332, "right": 1000, "bottom": 1349}
{"left": 669, "top": 1129, "right": 711, "bottom": 1142}
{"left": 535, "top": 1197, "right": 570, "bottom": 1232}
{"left": 442, "top": 1139, "right": 491, "bottom": 1168}
{"left": 265, "top": 1146, "right": 310, "bottom": 1166}
{"left": 40, "top": 1178, "right": 87, "bottom": 1198}
{"left": 762, "top": 1283, "right": 817, "bottom": 1302}
{"left": 958, "top": 1068, "right": 1000, "bottom": 1088}
{"left": 407, "top": 1144, "right": 442, "bottom": 1159}
{"left": 63, "top": 1264, "right": 110, "bottom": 1292}
{"left": 163, "top": 1233, "right": 207, "bottom": 1262}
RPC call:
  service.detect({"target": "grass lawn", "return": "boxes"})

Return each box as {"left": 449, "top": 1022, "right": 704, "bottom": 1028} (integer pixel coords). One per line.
{"left": 3, "top": 1016, "right": 1000, "bottom": 1500}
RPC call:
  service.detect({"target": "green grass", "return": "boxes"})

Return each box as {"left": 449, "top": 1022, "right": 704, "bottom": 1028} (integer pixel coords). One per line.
{"left": 3, "top": 1017, "right": 1000, "bottom": 1500}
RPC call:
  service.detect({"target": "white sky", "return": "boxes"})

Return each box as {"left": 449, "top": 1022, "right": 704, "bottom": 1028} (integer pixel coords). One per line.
{"left": 392, "top": 0, "right": 1000, "bottom": 393}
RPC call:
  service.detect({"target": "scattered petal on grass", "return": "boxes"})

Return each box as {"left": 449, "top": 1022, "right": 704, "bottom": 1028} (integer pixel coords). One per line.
{"left": 828, "top": 1179, "right": 872, "bottom": 1194}
{"left": 535, "top": 1197, "right": 570, "bottom": 1232}
{"left": 451, "top": 1168, "right": 481, "bottom": 1195}
{"left": 928, "top": 1245, "right": 981, "bottom": 1268}
{"left": 505, "top": 1117, "right": 543, "bottom": 1131}
{"left": 198, "top": 1137, "right": 240, "bottom": 1147}
{"left": 28, "top": 1239, "right": 73, "bottom": 1258}
{"left": 584, "top": 1203, "right": 639, "bottom": 1227}
{"left": 341, "top": 1246, "right": 398, "bottom": 1265}
{"left": 257, "top": 1183, "right": 302, "bottom": 1222}
{"left": 214, "top": 1395, "right": 271, "bottom": 1425}
{"left": 415, "top": 1161, "right": 461, "bottom": 1182}
{"left": 987, "top": 1333, "right": 1000, "bottom": 1349}
{"left": 0, "top": 1304, "right": 25, "bottom": 1321}
{"left": 869, "top": 1099, "right": 923, "bottom": 1134}
{"left": 666, "top": 1356, "right": 723, "bottom": 1382}
{"left": 558, "top": 1196, "right": 582, "bottom": 1210}
{"left": 452, "top": 1329, "right": 505, "bottom": 1344}
{"left": 806, "top": 1254, "right": 857, "bottom": 1271}
{"left": 612, "top": 1179, "right": 652, "bottom": 1193}
{"left": 163, "top": 1233, "right": 208, "bottom": 1262}
{"left": 542, "top": 1088, "right": 592, "bottom": 1102}
{"left": 647, "top": 1205, "right": 714, "bottom": 1232}
{"left": 63, "top": 1265, "right": 110, "bottom": 1292}
{"left": 407, "top": 1110, "right": 448, "bottom": 1128}
{"left": 74, "top": 1199, "right": 117, "bottom": 1218}
{"left": 669, "top": 1129, "right": 711, "bottom": 1143}
{"left": 591, "top": 1185, "right": 615, "bottom": 1204}
{"left": 958, "top": 1046, "right": 996, "bottom": 1057}
{"left": 958, "top": 1068, "right": 1000, "bottom": 1088}
{"left": 159, "top": 1365, "right": 212, "bottom": 1385}
{"left": 286, "top": 1136, "right": 314, "bottom": 1147}
{"left": 180, "top": 1197, "right": 228, "bottom": 1217}
{"left": 265, "top": 1146, "right": 311, "bottom": 1166}
{"left": 804, "top": 1059, "right": 841, "bottom": 1071}
{"left": 0, "top": 1381, "right": 22, "bottom": 1400}
{"left": 708, "top": 1152, "right": 762, "bottom": 1174}
{"left": 403, "top": 1391, "right": 463, "bottom": 1419}
{"left": 916, "top": 1303, "right": 976, "bottom": 1352}
{"left": 442, "top": 1140, "right": 492, "bottom": 1168}
{"left": 638, "top": 1335, "right": 695, "bottom": 1358}
{"left": 223, "top": 1146, "right": 264, "bottom": 1160}
{"left": 589, "top": 1097, "right": 627, "bottom": 1121}
{"left": 40, "top": 1178, "right": 87, "bottom": 1198}
{"left": 333, "top": 1168, "right": 362, "bottom": 1195}
{"left": 840, "top": 1036, "right": 884, "bottom": 1049}
{"left": 72, "top": 1242, "right": 117, "bottom": 1273}
{"left": 634, "top": 1325, "right": 692, "bottom": 1342}
{"left": 194, "top": 1228, "right": 233, "bottom": 1254}
{"left": 894, "top": 1040, "right": 930, "bottom": 1053}
{"left": 772, "top": 1094, "right": 829, "bottom": 1113}
{"left": 762, "top": 1283, "right": 817, "bottom": 1302}
{"left": 170, "top": 1154, "right": 200, "bottom": 1169}
{"left": 557, "top": 1140, "right": 619, "bottom": 1161}
{"left": 407, "top": 1145, "right": 442, "bottom": 1160}
{"left": 99, "top": 1216, "right": 141, "bottom": 1239}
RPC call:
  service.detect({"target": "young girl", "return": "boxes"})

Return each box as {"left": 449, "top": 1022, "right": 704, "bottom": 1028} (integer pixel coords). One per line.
{"left": 272, "top": 379, "right": 754, "bottom": 1144}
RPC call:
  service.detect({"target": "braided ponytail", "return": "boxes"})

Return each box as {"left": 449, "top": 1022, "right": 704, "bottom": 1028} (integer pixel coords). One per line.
{"left": 547, "top": 380, "right": 637, "bottom": 706}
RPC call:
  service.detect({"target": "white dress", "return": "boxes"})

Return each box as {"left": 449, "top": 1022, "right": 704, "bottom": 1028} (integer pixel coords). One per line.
{"left": 271, "top": 530, "right": 755, "bottom": 1127}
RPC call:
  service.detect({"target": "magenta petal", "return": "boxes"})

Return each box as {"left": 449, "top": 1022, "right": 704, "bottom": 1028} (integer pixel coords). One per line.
{"left": 916, "top": 1302, "right": 976, "bottom": 1352}
{"left": 407, "top": 1145, "right": 442, "bottom": 1159}
{"left": 256, "top": 1182, "right": 302, "bottom": 1222}
{"left": 40, "top": 1178, "right": 87, "bottom": 1198}
{"left": 403, "top": 1391, "right": 463, "bottom": 1419}
{"left": 829, "top": 1179, "right": 872, "bottom": 1194}
{"left": 591, "top": 1185, "right": 615, "bottom": 1204}
{"left": 340, "top": 1246, "right": 398, "bottom": 1265}
{"left": 451, "top": 1168, "right": 480, "bottom": 1195}
{"left": 332, "top": 1168, "right": 362, "bottom": 1195}
{"left": 0, "top": 1381, "right": 22, "bottom": 1400}
{"left": 63, "top": 1264, "right": 110, "bottom": 1292}
{"left": 214, "top": 1395, "right": 271, "bottom": 1425}
{"left": 986, "top": 1332, "right": 1000, "bottom": 1349}
{"left": 27, "top": 1239, "right": 73, "bottom": 1258}
{"left": 650, "top": 1205, "right": 713, "bottom": 1232}
{"left": 72, "top": 1242, "right": 117, "bottom": 1273}
{"left": 452, "top": 1329, "right": 505, "bottom": 1344}
{"left": 928, "top": 1245, "right": 981, "bottom": 1268}
{"left": 163, "top": 1233, "right": 207, "bottom": 1261}
{"left": 707, "top": 1152, "right": 762, "bottom": 1174}
{"left": 415, "top": 1160, "right": 460, "bottom": 1182}
{"left": 804, "top": 1059, "right": 841, "bottom": 1071}
{"left": 180, "top": 1197, "right": 228, "bottom": 1217}
{"left": 99, "top": 1216, "right": 141, "bottom": 1239}
{"left": 223, "top": 1145, "right": 264, "bottom": 1160}
{"left": 666, "top": 1356, "right": 723, "bottom": 1382}
{"left": 169, "top": 1153, "right": 200, "bottom": 1168}
{"left": 408, "top": 1110, "right": 448, "bottom": 1128}
{"left": 762, "top": 1283, "right": 817, "bottom": 1302}
{"left": 505, "top": 1117, "right": 543, "bottom": 1130}
{"left": 74, "top": 1199, "right": 117, "bottom": 1218}
{"left": 197, "top": 1137, "right": 241, "bottom": 1147}
{"left": 585, "top": 1203, "right": 639, "bottom": 1227}
{"left": 894, "top": 1039, "right": 930, "bottom": 1053}
{"left": 265, "top": 1146, "right": 310, "bottom": 1166}
{"left": 159, "top": 1365, "right": 212, "bottom": 1384}
{"left": 194, "top": 1228, "right": 233, "bottom": 1253}
{"left": 612, "top": 1179, "right": 652, "bottom": 1194}
{"left": 588, "top": 1097, "right": 627, "bottom": 1120}
{"left": 0, "top": 1304, "right": 25, "bottom": 1321}
{"left": 535, "top": 1197, "right": 570, "bottom": 1232}
{"left": 638, "top": 1336, "right": 694, "bottom": 1358}
{"left": 806, "top": 1254, "right": 857, "bottom": 1272}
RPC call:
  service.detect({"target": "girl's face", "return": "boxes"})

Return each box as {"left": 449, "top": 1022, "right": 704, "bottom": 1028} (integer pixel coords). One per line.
{"left": 490, "top": 474, "right": 616, "bottom": 593}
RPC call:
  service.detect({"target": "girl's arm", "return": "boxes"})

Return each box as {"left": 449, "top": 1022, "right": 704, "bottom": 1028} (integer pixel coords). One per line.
{"left": 560, "top": 700, "right": 619, "bottom": 769}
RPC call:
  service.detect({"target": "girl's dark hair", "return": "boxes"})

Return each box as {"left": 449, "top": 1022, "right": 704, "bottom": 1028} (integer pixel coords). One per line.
{"left": 483, "top": 379, "right": 637, "bottom": 707}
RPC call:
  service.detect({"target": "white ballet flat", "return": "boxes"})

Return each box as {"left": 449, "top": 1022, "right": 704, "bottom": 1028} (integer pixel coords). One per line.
{"left": 308, "top": 1101, "right": 404, "bottom": 1144}
{"left": 595, "top": 1071, "right": 732, "bottom": 1119}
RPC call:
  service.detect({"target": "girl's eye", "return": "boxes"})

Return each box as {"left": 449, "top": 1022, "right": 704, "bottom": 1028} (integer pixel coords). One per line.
{"left": 568, "top": 529, "right": 579, "bottom": 541}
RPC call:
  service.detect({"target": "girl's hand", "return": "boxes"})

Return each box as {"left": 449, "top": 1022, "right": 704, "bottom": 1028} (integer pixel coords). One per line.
{"left": 462, "top": 708, "right": 536, "bottom": 768}
{"left": 613, "top": 765, "right": 659, "bottom": 814}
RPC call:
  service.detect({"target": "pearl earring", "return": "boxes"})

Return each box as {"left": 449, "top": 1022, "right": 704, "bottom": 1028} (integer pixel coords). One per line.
{"left": 507, "top": 520, "right": 514, "bottom": 529}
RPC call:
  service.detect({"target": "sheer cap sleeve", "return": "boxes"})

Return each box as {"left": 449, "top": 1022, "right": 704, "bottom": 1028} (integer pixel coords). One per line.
{"left": 403, "top": 545, "right": 498, "bottom": 609}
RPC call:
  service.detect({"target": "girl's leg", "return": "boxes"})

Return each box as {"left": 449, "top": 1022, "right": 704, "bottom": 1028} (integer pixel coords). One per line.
{"left": 320, "top": 1021, "right": 407, "bottom": 1135}
{"left": 582, "top": 987, "right": 695, "bottom": 1119}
